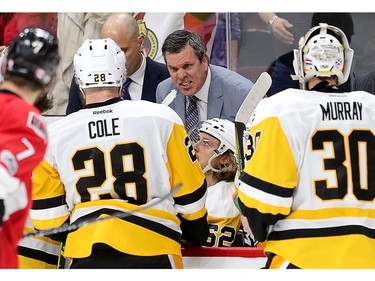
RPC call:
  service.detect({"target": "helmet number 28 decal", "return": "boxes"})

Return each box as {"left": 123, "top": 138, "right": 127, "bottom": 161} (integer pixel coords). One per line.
{"left": 94, "top": 73, "right": 107, "bottom": 82}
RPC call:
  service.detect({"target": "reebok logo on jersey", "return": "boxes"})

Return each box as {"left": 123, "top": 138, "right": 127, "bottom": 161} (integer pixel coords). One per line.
{"left": 93, "top": 109, "right": 113, "bottom": 115}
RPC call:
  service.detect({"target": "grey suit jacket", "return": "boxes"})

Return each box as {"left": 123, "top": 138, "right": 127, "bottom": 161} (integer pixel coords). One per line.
{"left": 353, "top": 69, "right": 375, "bottom": 95}
{"left": 156, "top": 64, "right": 254, "bottom": 124}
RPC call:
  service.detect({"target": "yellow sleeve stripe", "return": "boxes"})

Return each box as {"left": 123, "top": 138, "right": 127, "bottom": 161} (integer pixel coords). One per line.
{"left": 238, "top": 189, "right": 290, "bottom": 216}
{"left": 31, "top": 215, "right": 69, "bottom": 230}
{"left": 179, "top": 207, "right": 208, "bottom": 221}
{"left": 289, "top": 207, "right": 375, "bottom": 220}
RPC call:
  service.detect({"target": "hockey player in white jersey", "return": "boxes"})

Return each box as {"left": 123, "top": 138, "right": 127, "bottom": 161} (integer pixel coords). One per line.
{"left": 236, "top": 23, "right": 375, "bottom": 268}
{"left": 30, "top": 38, "right": 209, "bottom": 269}
{"left": 194, "top": 118, "right": 254, "bottom": 247}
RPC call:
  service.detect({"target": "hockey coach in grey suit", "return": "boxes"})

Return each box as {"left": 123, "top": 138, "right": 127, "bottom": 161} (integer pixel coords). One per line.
{"left": 156, "top": 29, "right": 253, "bottom": 126}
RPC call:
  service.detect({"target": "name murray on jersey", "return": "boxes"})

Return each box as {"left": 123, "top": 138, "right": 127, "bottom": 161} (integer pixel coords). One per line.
{"left": 320, "top": 101, "right": 362, "bottom": 121}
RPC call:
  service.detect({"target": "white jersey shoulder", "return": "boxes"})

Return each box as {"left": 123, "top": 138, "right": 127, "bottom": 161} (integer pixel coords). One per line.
{"left": 206, "top": 181, "right": 239, "bottom": 218}
{"left": 250, "top": 89, "right": 375, "bottom": 126}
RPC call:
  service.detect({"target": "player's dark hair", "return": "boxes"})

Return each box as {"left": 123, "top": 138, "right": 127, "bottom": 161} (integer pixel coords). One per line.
{"left": 4, "top": 73, "right": 43, "bottom": 91}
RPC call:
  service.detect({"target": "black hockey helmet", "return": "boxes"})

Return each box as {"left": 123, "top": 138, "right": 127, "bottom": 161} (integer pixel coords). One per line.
{"left": 4, "top": 27, "right": 59, "bottom": 86}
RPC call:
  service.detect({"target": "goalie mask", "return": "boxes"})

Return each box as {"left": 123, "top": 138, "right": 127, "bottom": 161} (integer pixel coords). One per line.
{"left": 198, "top": 118, "right": 236, "bottom": 173}
{"left": 74, "top": 38, "right": 126, "bottom": 90}
{"left": 292, "top": 23, "right": 354, "bottom": 89}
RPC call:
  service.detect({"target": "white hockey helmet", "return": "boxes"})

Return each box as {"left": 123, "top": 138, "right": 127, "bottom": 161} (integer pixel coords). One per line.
{"left": 74, "top": 38, "right": 126, "bottom": 89}
{"left": 292, "top": 23, "right": 354, "bottom": 89}
{"left": 199, "top": 118, "right": 236, "bottom": 156}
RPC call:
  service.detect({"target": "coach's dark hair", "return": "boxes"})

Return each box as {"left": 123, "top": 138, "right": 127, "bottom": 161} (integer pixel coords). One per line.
{"left": 162, "top": 29, "right": 206, "bottom": 63}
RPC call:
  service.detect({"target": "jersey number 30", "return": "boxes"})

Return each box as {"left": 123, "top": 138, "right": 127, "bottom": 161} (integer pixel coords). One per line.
{"left": 312, "top": 129, "right": 374, "bottom": 201}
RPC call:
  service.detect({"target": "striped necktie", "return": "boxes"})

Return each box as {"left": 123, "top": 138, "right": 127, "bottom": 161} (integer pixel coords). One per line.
{"left": 185, "top": 95, "right": 199, "bottom": 142}
{"left": 121, "top": 78, "right": 132, "bottom": 100}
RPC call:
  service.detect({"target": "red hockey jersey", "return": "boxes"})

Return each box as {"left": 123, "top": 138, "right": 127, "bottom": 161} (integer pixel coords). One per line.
{"left": 0, "top": 90, "right": 48, "bottom": 268}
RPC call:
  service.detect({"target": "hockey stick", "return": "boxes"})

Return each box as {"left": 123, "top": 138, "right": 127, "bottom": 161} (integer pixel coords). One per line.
{"left": 24, "top": 183, "right": 182, "bottom": 238}
{"left": 235, "top": 72, "right": 272, "bottom": 178}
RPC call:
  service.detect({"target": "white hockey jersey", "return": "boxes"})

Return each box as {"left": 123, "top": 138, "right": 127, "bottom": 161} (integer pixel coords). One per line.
{"left": 31, "top": 98, "right": 208, "bottom": 259}
{"left": 237, "top": 88, "right": 375, "bottom": 268}
{"left": 205, "top": 181, "right": 241, "bottom": 247}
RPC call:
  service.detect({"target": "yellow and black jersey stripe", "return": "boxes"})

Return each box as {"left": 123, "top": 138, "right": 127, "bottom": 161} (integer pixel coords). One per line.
{"left": 18, "top": 217, "right": 62, "bottom": 269}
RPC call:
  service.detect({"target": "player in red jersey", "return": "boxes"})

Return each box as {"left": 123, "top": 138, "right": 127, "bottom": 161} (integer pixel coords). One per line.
{"left": 0, "top": 27, "right": 59, "bottom": 268}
